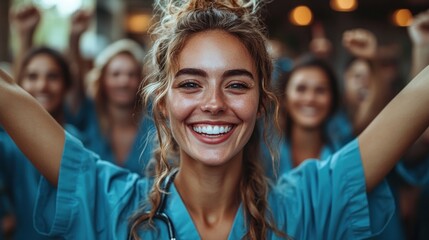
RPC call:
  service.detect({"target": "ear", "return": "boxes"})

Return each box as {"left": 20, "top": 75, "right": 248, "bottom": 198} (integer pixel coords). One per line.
{"left": 257, "top": 105, "right": 264, "bottom": 118}
{"left": 158, "top": 99, "right": 169, "bottom": 119}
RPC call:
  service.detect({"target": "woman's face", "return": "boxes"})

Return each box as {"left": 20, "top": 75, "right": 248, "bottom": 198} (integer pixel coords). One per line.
{"left": 285, "top": 66, "right": 332, "bottom": 129}
{"left": 165, "top": 30, "right": 259, "bottom": 167}
{"left": 103, "top": 53, "right": 141, "bottom": 108}
{"left": 20, "top": 54, "right": 67, "bottom": 114}
{"left": 344, "top": 59, "right": 371, "bottom": 107}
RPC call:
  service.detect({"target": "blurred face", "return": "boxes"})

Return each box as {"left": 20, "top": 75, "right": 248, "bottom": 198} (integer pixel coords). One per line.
{"left": 344, "top": 59, "right": 371, "bottom": 107}
{"left": 165, "top": 30, "right": 259, "bottom": 167}
{"left": 285, "top": 66, "right": 332, "bottom": 129}
{"left": 103, "top": 53, "right": 141, "bottom": 108}
{"left": 20, "top": 54, "right": 67, "bottom": 114}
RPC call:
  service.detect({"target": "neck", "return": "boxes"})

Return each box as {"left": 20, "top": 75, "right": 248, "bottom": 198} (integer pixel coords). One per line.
{"left": 290, "top": 125, "right": 324, "bottom": 166}
{"left": 50, "top": 108, "right": 64, "bottom": 126}
{"left": 106, "top": 103, "right": 137, "bottom": 126}
{"left": 175, "top": 155, "right": 242, "bottom": 228}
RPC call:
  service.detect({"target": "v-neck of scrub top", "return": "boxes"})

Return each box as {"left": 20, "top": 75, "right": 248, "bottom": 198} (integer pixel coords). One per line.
{"left": 85, "top": 116, "right": 154, "bottom": 174}
{"left": 279, "top": 139, "right": 335, "bottom": 175}
{"left": 165, "top": 183, "right": 246, "bottom": 239}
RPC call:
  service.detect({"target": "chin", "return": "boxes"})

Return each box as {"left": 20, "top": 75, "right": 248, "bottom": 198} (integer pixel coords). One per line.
{"left": 191, "top": 151, "right": 233, "bottom": 167}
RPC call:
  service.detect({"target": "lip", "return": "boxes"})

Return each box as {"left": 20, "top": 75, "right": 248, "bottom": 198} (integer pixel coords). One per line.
{"left": 188, "top": 121, "right": 236, "bottom": 144}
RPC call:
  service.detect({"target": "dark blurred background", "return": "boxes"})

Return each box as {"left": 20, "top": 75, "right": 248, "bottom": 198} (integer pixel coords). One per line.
{"left": 1, "top": 0, "right": 429, "bottom": 76}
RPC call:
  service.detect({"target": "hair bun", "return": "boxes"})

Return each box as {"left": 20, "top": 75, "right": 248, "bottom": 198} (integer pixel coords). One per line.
{"left": 155, "top": 0, "right": 262, "bottom": 20}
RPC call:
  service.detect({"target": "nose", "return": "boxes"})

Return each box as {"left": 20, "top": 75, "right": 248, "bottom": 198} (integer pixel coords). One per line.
{"left": 200, "top": 87, "right": 226, "bottom": 115}
{"left": 116, "top": 74, "right": 131, "bottom": 86}
{"left": 303, "top": 90, "right": 317, "bottom": 103}
{"left": 35, "top": 77, "right": 49, "bottom": 91}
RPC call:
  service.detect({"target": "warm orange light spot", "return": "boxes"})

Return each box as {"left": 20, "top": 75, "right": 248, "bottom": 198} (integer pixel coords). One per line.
{"left": 392, "top": 9, "right": 413, "bottom": 27}
{"left": 290, "top": 6, "right": 313, "bottom": 26}
{"left": 330, "top": 0, "right": 358, "bottom": 12}
{"left": 127, "top": 13, "right": 152, "bottom": 33}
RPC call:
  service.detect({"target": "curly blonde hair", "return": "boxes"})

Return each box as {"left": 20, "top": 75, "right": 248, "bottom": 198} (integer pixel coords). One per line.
{"left": 131, "top": 0, "right": 285, "bottom": 239}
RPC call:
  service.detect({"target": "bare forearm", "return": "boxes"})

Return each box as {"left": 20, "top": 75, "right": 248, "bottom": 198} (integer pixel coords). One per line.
{"left": 0, "top": 70, "right": 63, "bottom": 186}
{"left": 359, "top": 66, "right": 429, "bottom": 191}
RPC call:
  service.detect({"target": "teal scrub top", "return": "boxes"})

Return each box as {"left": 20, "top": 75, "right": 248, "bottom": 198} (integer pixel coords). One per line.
{"left": 0, "top": 125, "right": 82, "bottom": 240}
{"left": 66, "top": 98, "right": 156, "bottom": 175}
{"left": 395, "top": 155, "right": 429, "bottom": 186}
{"left": 326, "top": 109, "right": 354, "bottom": 147}
{"left": 261, "top": 132, "right": 339, "bottom": 180}
{"left": 276, "top": 138, "right": 337, "bottom": 175}
{"left": 0, "top": 172, "right": 11, "bottom": 240}
{"left": 34, "top": 132, "right": 394, "bottom": 239}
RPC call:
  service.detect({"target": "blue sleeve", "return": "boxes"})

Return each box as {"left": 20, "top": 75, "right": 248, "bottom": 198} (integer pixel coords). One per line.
{"left": 34, "top": 132, "right": 152, "bottom": 239}
{"left": 395, "top": 155, "right": 429, "bottom": 186}
{"left": 0, "top": 132, "right": 13, "bottom": 218}
{"left": 272, "top": 139, "right": 394, "bottom": 239}
{"left": 64, "top": 97, "right": 97, "bottom": 132}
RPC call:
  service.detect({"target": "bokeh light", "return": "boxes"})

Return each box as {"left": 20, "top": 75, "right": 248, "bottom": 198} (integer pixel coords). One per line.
{"left": 127, "top": 13, "right": 152, "bottom": 33}
{"left": 330, "top": 0, "right": 358, "bottom": 12}
{"left": 290, "top": 5, "right": 313, "bottom": 26}
{"left": 392, "top": 9, "right": 413, "bottom": 27}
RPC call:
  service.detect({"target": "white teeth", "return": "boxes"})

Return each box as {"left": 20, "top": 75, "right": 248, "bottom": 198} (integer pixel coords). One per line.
{"left": 35, "top": 95, "right": 50, "bottom": 104}
{"left": 193, "top": 125, "right": 232, "bottom": 135}
{"left": 301, "top": 107, "right": 317, "bottom": 116}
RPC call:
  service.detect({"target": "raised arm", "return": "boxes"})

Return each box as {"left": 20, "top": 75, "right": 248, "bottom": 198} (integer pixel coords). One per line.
{"left": 9, "top": 5, "right": 40, "bottom": 78}
{"left": 67, "top": 9, "right": 92, "bottom": 114}
{"left": 309, "top": 22, "right": 333, "bottom": 60}
{"left": 342, "top": 28, "right": 377, "bottom": 60}
{"left": 408, "top": 9, "right": 429, "bottom": 78}
{"left": 359, "top": 65, "right": 429, "bottom": 191}
{"left": 342, "top": 28, "right": 394, "bottom": 135}
{"left": 0, "top": 69, "right": 63, "bottom": 186}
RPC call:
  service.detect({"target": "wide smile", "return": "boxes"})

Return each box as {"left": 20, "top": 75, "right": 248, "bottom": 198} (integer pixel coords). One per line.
{"left": 34, "top": 94, "right": 53, "bottom": 105}
{"left": 189, "top": 123, "right": 236, "bottom": 144}
{"left": 296, "top": 106, "right": 320, "bottom": 117}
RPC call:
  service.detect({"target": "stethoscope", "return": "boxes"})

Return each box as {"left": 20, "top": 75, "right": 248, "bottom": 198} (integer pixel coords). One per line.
{"left": 144, "top": 168, "right": 179, "bottom": 240}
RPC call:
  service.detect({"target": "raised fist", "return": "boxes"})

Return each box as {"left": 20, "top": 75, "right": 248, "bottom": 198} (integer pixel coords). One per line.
{"left": 343, "top": 28, "right": 377, "bottom": 59}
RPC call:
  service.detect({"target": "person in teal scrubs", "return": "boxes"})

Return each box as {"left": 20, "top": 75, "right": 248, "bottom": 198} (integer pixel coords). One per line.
{"left": 0, "top": 170, "right": 13, "bottom": 240}
{"left": 0, "top": 47, "right": 84, "bottom": 240}
{"left": 65, "top": 35, "right": 155, "bottom": 175}
{"left": 2, "top": 0, "right": 429, "bottom": 239}
{"left": 262, "top": 56, "right": 341, "bottom": 179}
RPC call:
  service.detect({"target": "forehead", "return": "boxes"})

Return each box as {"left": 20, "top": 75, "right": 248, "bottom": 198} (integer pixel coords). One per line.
{"left": 175, "top": 30, "right": 256, "bottom": 75}
{"left": 348, "top": 60, "right": 371, "bottom": 73}
{"left": 289, "top": 66, "right": 330, "bottom": 87}
{"left": 107, "top": 53, "right": 138, "bottom": 68}
{"left": 26, "top": 54, "right": 60, "bottom": 70}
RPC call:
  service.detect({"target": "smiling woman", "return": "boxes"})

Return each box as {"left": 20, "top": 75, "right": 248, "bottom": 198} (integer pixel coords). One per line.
{"left": 1, "top": 0, "right": 429, "bottom": 239}
{"left": 166, "top": 30, "right": 260, "bottom": 167}
{"left": 262, "top": 55, "right": 341, "bottom": 179}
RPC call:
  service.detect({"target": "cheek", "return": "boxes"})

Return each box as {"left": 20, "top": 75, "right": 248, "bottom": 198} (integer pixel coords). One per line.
{"left": 51, "top": 81, "right": 66, "bottom": 95}
{"left": 103, "top": 77, "right": 116, "bottom": 89}
{"left": 229, "top": 94, "right": 259, "bottom": 122}
{"left": 166, "top": 92, "right": 196, "bottom": 122}
{"left": 318, "top": 95, "right": 333, "bottom": 114}
{"left": 285, "top": 92, "right": 298, "bottom": 109}
{"left": 20, "top": 80, "right": 33, "bottom": 92}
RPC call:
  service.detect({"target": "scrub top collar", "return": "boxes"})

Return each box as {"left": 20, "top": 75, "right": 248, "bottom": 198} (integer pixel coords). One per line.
{"left": 165, "top": 183, "right": 247, "bottom": 239}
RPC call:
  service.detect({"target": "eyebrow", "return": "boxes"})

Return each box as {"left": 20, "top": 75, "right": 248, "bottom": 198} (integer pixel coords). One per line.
{"left": 175, "top": 68, "right": 207, "bottom": 78}
{"left": 175, "top": 68, "right": 254, "bottom": 80}
{"left": 222, "top": 69, "right": 254, "bottom": 80}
